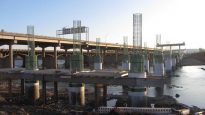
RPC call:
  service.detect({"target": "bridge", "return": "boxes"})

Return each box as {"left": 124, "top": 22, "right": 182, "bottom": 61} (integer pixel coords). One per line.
{"left": 0, "top": 31, "right": 154, "bottom": 50}
{"left": 0, "top": 31, "right": 184, "bottom": 107}
{"left": 0, "top": 31, "right": 156, "bottom": 69}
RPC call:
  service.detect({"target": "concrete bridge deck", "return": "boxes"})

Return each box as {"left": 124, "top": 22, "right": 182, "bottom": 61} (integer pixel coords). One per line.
{"left": 0, "top": 69, "right": 166, "bottom": 87}
{"left": 0, "top": 31, "right": 154, "bottom": 50}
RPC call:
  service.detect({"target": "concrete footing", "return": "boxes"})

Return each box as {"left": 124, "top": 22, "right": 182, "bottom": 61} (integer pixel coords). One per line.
{"left": 122, "top": 62, "right": 130, "bottom": 71}
{"left": 172, "top": 58, "right": 177, "bottom": 70}
{"left": 128, "top": 72, "right": 146, "bottom": 78}
{"left": 153, "top": 63, "right": 165, "bottom": 77}
{"left": 128, "top": 88, "right": 147, "bottom": 107}
{"left": 94, "top": 62, "right": 102, "bottom": 70}
{"left": 165, "top": 58, "right": 172, "bottom": 75}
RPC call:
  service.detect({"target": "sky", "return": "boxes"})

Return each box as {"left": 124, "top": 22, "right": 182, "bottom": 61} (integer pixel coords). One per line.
{"left": 0, "top": 0, "right": 205, "bottom": 49}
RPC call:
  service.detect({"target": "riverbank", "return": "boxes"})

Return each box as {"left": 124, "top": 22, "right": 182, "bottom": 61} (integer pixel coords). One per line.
{"left": 0, "top": 93, "right": 205, "bottom": 114}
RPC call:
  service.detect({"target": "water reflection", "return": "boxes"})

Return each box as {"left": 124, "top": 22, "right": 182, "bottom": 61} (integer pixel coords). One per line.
{"left": 107, "top": 66, "right": 205, "bottom": 108}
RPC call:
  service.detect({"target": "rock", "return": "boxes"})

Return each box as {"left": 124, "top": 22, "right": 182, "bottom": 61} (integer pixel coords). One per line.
{"left": 175, "top": 94, "right": 180, "bottom": 98}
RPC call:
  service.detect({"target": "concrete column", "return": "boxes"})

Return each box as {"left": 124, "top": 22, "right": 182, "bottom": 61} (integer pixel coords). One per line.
{"left": 54, "top": 46, "right": 57, "bottom": 69}
{"left": 42, "top": 47, "right": 46, "bottom": 69}
{"left": 155, "top": 87, "right": 163, "bottom": 97}
{"left": 165, "top": 53, "right": 172, "bottom": 75}
{"left": 102, "top": 49, "right": 106, "bottom": 65}
{"left": 21, "top": 79, "right": 25, "bottom": 96}
{"left": 178, "top": 46, "right": 181, "bottom": 66}
{"left": 80, "top": 47, "right": 83, "bottom": 54}
{"left": 95, "top": 84, "right": 104, "bottom": 107}
{"left": 42, "top": 77, "right": 46, "bottom": 104}
{"left": 115, "top": 49, "right": 118, "bottom": 67}
{"left": 9, "top": 43, "right": 13, "bottom": 68}
{"left": 178, "top": 46, "right": 181, "bottom": 55}
{"left": 25, "top": 80, "right": 40, "bottom": 104}
{"left": 172, "top": 54, "right": 177, "bottom": 70}
{"left": 87, "top": 49, "right": 90, "bottom": 68}
{"left": 54, "top": 81, "right": 58, "bottom": 102}
{"left": 22, "top": 56, "right": 26, "bottom": 68}
{"left": 153, "top": 52, "right": 165, "bottom": 77}
{"left": 64, "top": 48, "right": 68, "bottom": 69}
{"left": 94, "top": 58, "right": 102, "bottom": 70}
{"left": 95, "top": 84, "right": 100, "bottom": 107}
{"left": 103, "top": 85, "right": 107, "bottom": 106}
{"left": 144, "top": 54, "right": 150, "bottom": 73}
{"left": 8, "top": 79, "right": 12, "bottom": 96}
{"left": 129, "top": 53, "right": 146, "bottom": 78}
{"left": 68, "top": 83, "right": 85, "bottom": 106}
{"left": 128, "top": 88, "right": 147, "bottom": 107}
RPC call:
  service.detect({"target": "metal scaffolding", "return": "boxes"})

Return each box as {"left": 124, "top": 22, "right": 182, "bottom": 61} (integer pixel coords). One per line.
{"left": 133, "top": 13, "right": 142, "bottom": 49}
{"left": 122, "top": 36, "right": 129, "bottom": 63}
{"left": 26, "top": 25, "right": 37, "bottom": 70}
{"left": 130, "top": 13, "right": 144, "bottom": 73}
{"left": 73, "top": 20, "right": 81, "bottom": 54}
{"left": 70, "top": 20, "right": 84, "bottom": 72}
{"left": 56, "top": 21, "right": 89, "bottom": 41}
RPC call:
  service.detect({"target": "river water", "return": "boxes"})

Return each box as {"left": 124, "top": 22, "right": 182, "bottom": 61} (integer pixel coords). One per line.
{"left": 14, "top": 59, "right": 205, "bottom": 108}
{"left": 164, "top": 65, "right": 205, "bottom": 108}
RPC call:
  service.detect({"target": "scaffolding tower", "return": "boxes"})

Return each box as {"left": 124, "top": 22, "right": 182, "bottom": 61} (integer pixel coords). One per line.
{"left": 130, "top": 13, "right": 144, "bottom": 73}
{"left": 133, "top": 13, "right": 142, "bottom": 49}
{"left": 70, "top": 20, "right": 84, "bottom": 72}
{"left": 26, "top": 25, "right": 37, "bottom": 70}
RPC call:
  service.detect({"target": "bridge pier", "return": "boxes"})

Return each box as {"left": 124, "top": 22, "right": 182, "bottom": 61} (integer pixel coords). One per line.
{"left": 54, "top": 81, "right": 58, "bottom": 102}
{"left": 9, "top": 43, "right": 13, "bottom": 68}
{"left": 155, "top": 87, "right": 164, "bottom": 97}
{"left": 86, "top": 49, "right": 90, "bottom": 68}
{"left": 172, "top": 54, "right": 177, "bottom": 70}
{"left": 153, "top": 52, "right": 165, "bottom": 77}
{"left": 144, "top": 54, "right": 149, "bottom": 73}
{"left": 54, "top": 46, "right": 57, "bottom": 69}
{"left": 178, "top": 46, "right": 182, "bottom": 67}
{"left": 21, "top": 79, "right": 25, "bottom": 96}
{"left": 8, "top": 79, "right": 12, "bottom": 96}
{"left": 25, "top": 80, "right": 40, "bottom": 104}
{"left": 68, "top": 83, "right": 85, "bottom": 106}
{"left": 95, "top": 84, "right": 107, "bottom": 107}
{"left": 103, "top": 85, "right": 107, "bottom": 106}
{"left": 122, "top": 61, "right": 130, "bottom": 71}
{"left": 22, "top": 56, "right": 26, "bottom": 68}
{"left": 115, "top": 49, "right": 118, "bottom": 67}
{"left": 164, "top": 52, "right": 172, "bottom": 76}
{"left": 64, "top": 48, "right": 69, "bottom": 69}
{"left": 42, "top": 47, "right": 46, "bottom": 69}
{"left": 42, "top": 77, "right": 47, "bottom": 105}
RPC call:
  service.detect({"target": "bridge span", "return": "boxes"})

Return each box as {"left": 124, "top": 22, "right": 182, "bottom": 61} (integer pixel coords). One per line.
{"left": 0, "top": 31, "right": 154, "bottom": 50}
